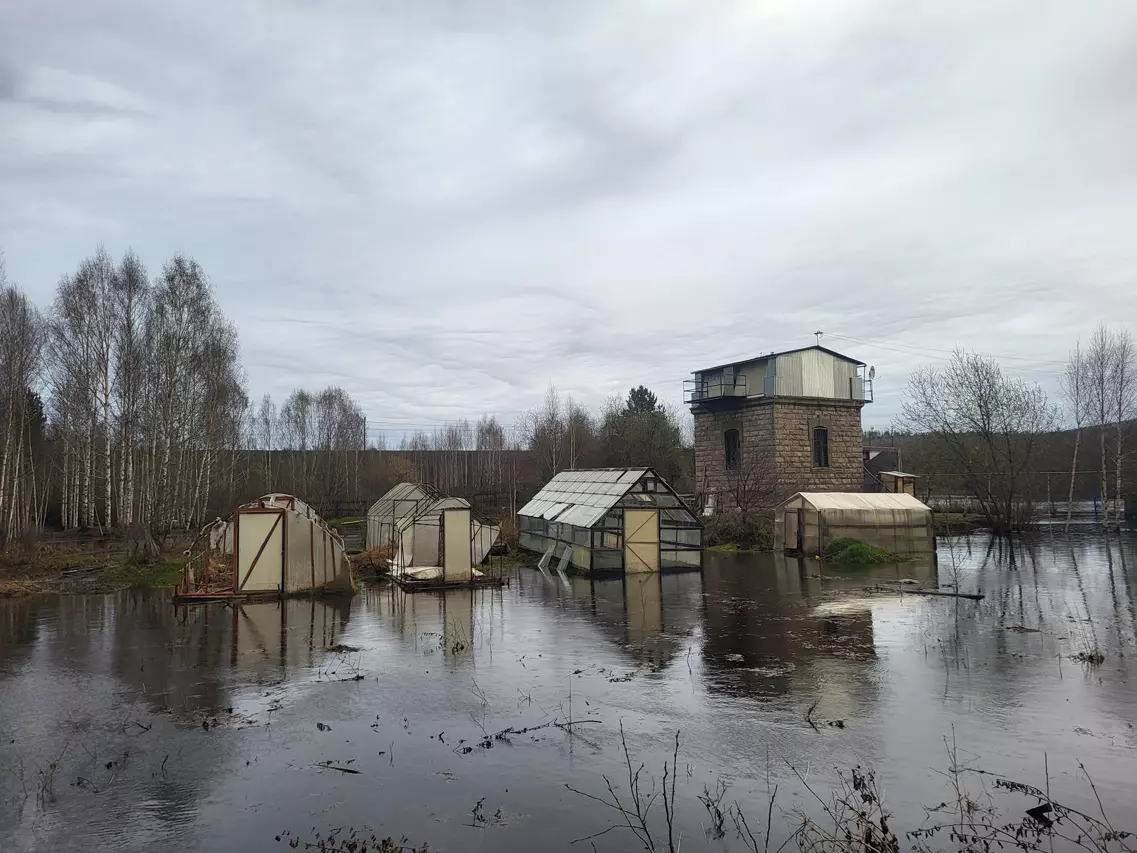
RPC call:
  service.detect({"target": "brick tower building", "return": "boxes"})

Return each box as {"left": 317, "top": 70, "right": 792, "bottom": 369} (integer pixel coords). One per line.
{"left": 686, "top": 345, "right": 871, "bottom": 513}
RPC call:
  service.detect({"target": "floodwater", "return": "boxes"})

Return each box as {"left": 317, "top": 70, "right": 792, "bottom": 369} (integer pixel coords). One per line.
{"left": 2, "top": 533, "right": 1135, "bottom": 852}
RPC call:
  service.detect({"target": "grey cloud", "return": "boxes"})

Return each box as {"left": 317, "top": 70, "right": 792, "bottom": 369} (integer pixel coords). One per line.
{"left": 2, "top": 0, "right": 1136, "bottom": 435}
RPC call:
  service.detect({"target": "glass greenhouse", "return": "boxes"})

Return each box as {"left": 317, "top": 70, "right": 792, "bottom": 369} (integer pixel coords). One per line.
{"left": 518, "top": 468, "right": 702, "bottom": 573}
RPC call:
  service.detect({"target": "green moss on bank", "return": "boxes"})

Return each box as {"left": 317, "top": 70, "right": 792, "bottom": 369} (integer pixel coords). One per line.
{"left": 101, "top": 555, "right": 187, "bottom": 589}
{"left": 707, "top": 543, "right": 764, "bottom": 554}
{"left": 822, "top": 537, "right": 908, "bottom": 565}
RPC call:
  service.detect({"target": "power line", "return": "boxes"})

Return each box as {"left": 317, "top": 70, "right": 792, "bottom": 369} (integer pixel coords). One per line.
{"left": 825, "top": 333, "right": 1065, "bottom": 375}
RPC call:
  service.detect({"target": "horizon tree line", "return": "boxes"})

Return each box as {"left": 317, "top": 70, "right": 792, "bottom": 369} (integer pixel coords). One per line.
{"left": 0, "top": 245, "right": 694, "bottom": 544}
{"left": 4, "top": 245, "right": 1133, "bottom": 543}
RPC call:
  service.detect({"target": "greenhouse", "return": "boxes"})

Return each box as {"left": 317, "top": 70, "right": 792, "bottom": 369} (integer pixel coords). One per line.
{"left": 180, "top": 493, "right": 353, "bottom": 600}
{"left": 366, "top": 482, "right": 442, "bottom": 550}
{"left": 518, "top": 468, "right": 702, "bottom": 573}
{"left": 774, "top": 492, "right": 934, "bottom": 558}
{"left": 366, "top": 482, "right": 501, "bottom": 584}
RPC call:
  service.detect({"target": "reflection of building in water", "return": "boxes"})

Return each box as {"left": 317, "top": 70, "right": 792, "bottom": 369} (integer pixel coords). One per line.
{"left": 226, "top": 596, "right": 352, "bottom": 678}
{"left": 517, "top": 568, "right": 704, "bottom": 668}
{"left": 0, "top": 589, "right": 268, "bottom": 845}
{"left": 363, "top": 584, "right": 487, "bottom": 662}
{"left": 700, "top": 551, "right": 937, "bottom": 706}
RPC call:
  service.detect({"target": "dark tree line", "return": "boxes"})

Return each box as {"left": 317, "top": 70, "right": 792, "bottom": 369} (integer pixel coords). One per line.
{"left": 1, "top": 246, "right": 692, "bottom": 544}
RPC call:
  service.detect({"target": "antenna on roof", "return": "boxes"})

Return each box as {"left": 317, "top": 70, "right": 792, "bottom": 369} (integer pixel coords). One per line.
{"left": 814, "top": 330, "right": 823, "bottom": 345}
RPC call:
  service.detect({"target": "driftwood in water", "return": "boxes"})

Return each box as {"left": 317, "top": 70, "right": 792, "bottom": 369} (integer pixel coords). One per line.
{"left": 904, "top": 588, "right": 984, "bottom": 601}
{"left": 874, "top": 581, "right": 984, "bottom": 601}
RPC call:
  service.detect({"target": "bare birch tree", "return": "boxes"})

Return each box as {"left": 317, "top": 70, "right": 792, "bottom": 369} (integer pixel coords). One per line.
{"left": 1110, "top": 329, "right": 1135, "bottom": 530}
{"left": 112, "top": 250, "right": 149, "bottom": 527}
{"left": 899, "top": 351, "right": 1057, "bottom": 533}
{"left": 1086, "top": 324, "right": 1114, "bottom": 529}
{"left": 1061, "top": 339, "right": 1090, "bottom": 528}
{"left": 0, "top": 266, "right": 46, "bottom": 544}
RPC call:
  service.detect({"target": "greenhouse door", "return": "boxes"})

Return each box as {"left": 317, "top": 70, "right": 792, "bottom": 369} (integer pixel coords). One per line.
{"left": 236, "top": 509, "right": 285, "bottom": 592}
{"left": 784, "top": 510, "right": 804, "bottom": 554}
{"left": 623, "top": 509, "right": 659, "bottom": 574}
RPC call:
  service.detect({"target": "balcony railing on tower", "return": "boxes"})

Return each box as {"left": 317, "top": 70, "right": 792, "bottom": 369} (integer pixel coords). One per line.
{"left": 683, "top": 375, "right": 749, "bottom": 405}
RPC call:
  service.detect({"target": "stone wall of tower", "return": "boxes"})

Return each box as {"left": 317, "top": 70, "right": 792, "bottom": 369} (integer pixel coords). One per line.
{"left": 693, "top": 397, "right": 864, "bottom": 510}
{"left": 771, "top": 398, "right": 864, "bottom": 497}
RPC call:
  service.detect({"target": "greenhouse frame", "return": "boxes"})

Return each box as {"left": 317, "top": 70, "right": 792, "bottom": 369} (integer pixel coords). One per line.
{"left": 774, "top": 491, "right": 934, "bottom": 558}
{"left": 518, "top": 468, "right": 702, "bottom": 573}
{"left": 366, "top": 482, "right": 501, "bottom": 577}
{"left": 366, "top": 482, "right": 442, "bottom": 550}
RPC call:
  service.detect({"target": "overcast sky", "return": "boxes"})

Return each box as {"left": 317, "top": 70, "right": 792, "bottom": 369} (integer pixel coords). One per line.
{"left": 3, "top": 0, "right": 1136, "bottom": 440}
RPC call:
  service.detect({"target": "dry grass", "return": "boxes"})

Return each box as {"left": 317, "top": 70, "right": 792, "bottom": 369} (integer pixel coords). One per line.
{"left": 348, "top": 545, "right": 394, "bottom": 575}
{"left": 0, "top": 579, "right": 44, "bottom": 598}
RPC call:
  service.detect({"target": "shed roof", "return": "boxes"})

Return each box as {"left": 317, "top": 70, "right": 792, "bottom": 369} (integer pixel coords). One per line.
{"left": 695, "top": 344, "right": 864, "bottom": 375}
{"left": 786, "top": 492, "right": 930, "bottom": 512}
{"left": 518, "top": 468, "right": 655, "bottom": 528}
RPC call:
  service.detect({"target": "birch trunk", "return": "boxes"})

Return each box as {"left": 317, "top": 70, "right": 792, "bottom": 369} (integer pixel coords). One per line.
{"left": 1066, "top": 428, "right": 1080, "bottom": 529}
{"left": 103, "top": 363, "right": 112, "bottom": 527}
{"left": 0, "top": 403, "right": 13, "bottom": 525}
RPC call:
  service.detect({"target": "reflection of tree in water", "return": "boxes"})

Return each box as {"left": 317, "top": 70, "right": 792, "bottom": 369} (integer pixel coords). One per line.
{"left": 0, "top": 590, "right": 353, "bottom": 847}
{"left": 940, "top": 532, "right": 1137, "bottom": 733}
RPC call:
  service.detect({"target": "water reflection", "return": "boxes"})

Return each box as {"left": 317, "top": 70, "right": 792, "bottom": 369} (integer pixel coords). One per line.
{"left": 699, "top": 551, "right": 938, "bottom": 698}
{"left": 515, "top": 569, "right": 703, "bottom": 667}
{"left": 2, "top": 534, "right": 1136, "bottom": 853}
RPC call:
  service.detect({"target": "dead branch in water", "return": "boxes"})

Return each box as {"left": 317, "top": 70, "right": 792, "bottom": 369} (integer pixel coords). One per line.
{"left": 565, "top": 721, "right": 680, "bottom": 852}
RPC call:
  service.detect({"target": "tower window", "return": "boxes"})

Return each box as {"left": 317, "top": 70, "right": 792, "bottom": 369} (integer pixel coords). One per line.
{"left": 724, "top": 429, "right": 741, "bottom": 469}
{"left": 812, "top": 427, "right": 829, "bottom": 468}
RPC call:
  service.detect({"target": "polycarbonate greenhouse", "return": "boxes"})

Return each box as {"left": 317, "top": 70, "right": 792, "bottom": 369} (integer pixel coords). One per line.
{"left": 518, "top": 468, "right": 702, "bottom": 573}
{"left": 774, "top": 492, "right": 934, "bottom": 558}
{"left": 181, "top": 493, "right": 352, "bottom": 600}
{"left": 366, "top": 483, "right": 441, "bottom": 550}
{"left": 366, "top": 483, "right": 501, "bottom": 578}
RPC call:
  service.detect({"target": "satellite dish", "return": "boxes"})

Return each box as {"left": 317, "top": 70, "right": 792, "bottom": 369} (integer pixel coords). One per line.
{"left": 868, "top": 365, "right": 876, "bottom": 380}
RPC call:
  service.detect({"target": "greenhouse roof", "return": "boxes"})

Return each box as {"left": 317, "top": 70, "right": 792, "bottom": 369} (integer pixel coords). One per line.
{"left": 788, "top": 492, "right": 930, "bottom": 512}
{"left": 518, "top": 468, "right": 655, "bottom": 529}
{"left": 367, "top": 483, "right": 440, "bottom": 517}
{"left": 393, "top": 496, "right": 472, "bottom": 530}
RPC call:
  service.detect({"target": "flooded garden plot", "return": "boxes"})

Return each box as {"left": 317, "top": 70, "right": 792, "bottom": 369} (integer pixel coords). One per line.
{"left": 2, "top": 532, "right": 1136, "bottom": 852}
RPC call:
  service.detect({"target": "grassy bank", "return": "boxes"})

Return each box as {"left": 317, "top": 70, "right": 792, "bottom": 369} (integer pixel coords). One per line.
{"left": 706, "top": 542, "right": 765, "bottom": 554}
{"left": 0, "top": 538, "right": 189, "bottom": 597}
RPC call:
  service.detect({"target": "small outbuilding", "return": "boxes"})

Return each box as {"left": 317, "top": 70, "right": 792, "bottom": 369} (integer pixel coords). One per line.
{"left": 878, "top": 471, "right": 919, "bottom": 497}
{"left": 775, "top": 492, "right": 934, "bottom": 558}
{"left": 518, "top": 468, "right": 702, "bottom": 573}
